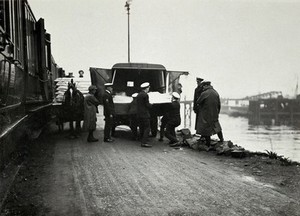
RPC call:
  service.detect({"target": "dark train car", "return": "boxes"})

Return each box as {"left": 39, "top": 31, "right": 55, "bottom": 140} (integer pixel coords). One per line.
{"left": 0, "top": 0, "right": 60, "bottom": 169}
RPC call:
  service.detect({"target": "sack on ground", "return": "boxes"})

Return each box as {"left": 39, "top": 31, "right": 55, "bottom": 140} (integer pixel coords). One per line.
{"left": 185, "top": 136, "right": 199, "bottom": 150}
{"left": 180, "top": 128, "right": 192, "bottom": 140}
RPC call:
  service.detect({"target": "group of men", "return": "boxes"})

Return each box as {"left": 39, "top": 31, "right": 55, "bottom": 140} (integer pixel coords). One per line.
{"left": 80, "top": 82, "right": 182, "bottom": 148}
{"left": 193, "top": 77, "right": 224, "bottom": 146}
{"left": 133, "top": 82, "right": 181, "bottom": 147}
{"left": 63, "top": 76, "right": 224, "bottom": 147}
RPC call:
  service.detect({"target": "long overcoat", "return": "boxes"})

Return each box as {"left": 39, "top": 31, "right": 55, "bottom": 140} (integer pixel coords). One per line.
{"left": 83, "top": 93, "right": 100, "bottom": 131}
{"left": 196, "top": 86, "right": 222, "bottom": 136}
{"left": 193, "top": 85, "right": 203, "bottom": 113}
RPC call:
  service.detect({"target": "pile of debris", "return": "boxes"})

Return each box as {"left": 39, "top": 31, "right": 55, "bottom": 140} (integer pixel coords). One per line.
{"left": 177, "top": 129, "right": 299, "bottom": 166}
{"left": 182, "top": 134, "right": 250, "bottom": 158}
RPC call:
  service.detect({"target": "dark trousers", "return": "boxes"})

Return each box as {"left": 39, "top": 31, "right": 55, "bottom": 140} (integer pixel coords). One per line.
{"left": 69, "top": 121, "right": 81, "bottom": 135}
{"left": 87, "top": 129, "right": 96, "bottom": 141}
{"left": 195, "top": 112, "right": 199, "bottom": 130}
{"left": 217, "top": 131, "right": 224, "bottom": 142}
{"left": 202, "top": 136, "right": 211, "bottom": 146}
{"left": 165, "top": 118, "right": 180, "bottom": 143}
{"left": 202, "top": 131, "right": 224, "bottom": 146}
{"left": 139, "top": 118, "right": 150, "bottom": 144}
{"left": 130, "top": 115, "right": 138, "bottom": 139}
{"left": 104, "top": 115, "right": 113, "bottom": 140}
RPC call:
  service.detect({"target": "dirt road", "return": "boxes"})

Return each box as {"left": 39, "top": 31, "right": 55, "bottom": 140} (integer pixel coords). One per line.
{"left": 1, "top": 123, "right": 299, "bottom": 215}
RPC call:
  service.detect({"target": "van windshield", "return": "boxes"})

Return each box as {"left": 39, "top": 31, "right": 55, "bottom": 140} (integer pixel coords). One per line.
{"left": 113, "top": 69, "right": 166, "bottom": 96}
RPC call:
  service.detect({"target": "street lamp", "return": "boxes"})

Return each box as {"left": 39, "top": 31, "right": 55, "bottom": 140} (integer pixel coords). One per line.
{"left": 125, "top": 0, "right": 131, "bottom": 63}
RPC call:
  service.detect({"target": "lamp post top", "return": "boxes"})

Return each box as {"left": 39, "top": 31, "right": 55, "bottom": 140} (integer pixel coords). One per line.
{"left": 125, "top": 0, "right": 131, "bottom": 14}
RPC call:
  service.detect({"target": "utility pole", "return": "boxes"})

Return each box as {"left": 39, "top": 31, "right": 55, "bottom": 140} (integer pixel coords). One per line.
{"left": 125, "top": 0, "right": 131, "bottom": 63}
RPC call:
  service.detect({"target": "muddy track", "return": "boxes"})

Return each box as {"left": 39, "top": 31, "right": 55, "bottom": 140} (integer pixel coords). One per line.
{"left": 1, "top": 124, "right": 299, "bottom": 216}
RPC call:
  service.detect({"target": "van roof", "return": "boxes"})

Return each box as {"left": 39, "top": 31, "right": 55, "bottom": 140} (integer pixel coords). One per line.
{"left": 112, "top": 63, "right": 166, "bottom": 70}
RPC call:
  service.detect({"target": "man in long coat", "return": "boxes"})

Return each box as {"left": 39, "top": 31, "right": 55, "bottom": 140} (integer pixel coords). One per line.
{"left": 83, "top": 85, "right": 101, "bottom": 142}
{"left": 196, "top": 81, "right": 224, "bottom": 145}
{"left": 103, "top": 83, "right": 115, "bottom": 142}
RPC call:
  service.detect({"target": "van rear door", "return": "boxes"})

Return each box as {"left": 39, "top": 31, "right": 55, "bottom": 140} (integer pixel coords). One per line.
{"left": 90, "top": 67, "right": 112, "bottom": 103}
{"left": 167, "top": 70, "right": 189, "bottom": 93}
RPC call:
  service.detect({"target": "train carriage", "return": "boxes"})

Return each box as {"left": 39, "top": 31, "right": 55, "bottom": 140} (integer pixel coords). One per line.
{"left": 0, "top": 0, "right": 60, "bottom": 169}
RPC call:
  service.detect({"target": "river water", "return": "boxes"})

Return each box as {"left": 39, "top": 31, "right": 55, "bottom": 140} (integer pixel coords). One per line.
{"left": 187, "top": 113, "right": 300, "bottom": 162}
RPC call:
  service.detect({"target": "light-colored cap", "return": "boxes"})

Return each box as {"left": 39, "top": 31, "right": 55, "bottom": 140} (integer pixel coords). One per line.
{"left": 202, "top": 80, "right": 211, "bottom": 85}
{"left": 140, "top": 82, "right": 150, "bottom": 88}
{"left": 104, "top": 83, "right": 113, "bottom": 87}
{"left": 132, "top": 93, "right": 138, "bottom": 98}
{"left": 196, "top": 77, "right": 204, "bottom": 82}
{"left": 172, "top": 92, "right": 180, "bottom": 99}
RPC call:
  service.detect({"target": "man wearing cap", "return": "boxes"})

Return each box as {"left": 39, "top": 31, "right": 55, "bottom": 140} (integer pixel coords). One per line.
{"left": 137, "top": 82, "right": 152, "bottom": 147}
{"left": 165, "top": 92, "right": 181, "bottom": 147}
{"left": 196, "top": 81, "right": 224, "bottom": 146}
{"left": 83, "top": 85, "right": 101, "bottom": 142}
{"left": 103, "top": 83, "right": 115, "bottom": 142}
{"left": 193, "top": 77, "right": 204, "bottom": 131}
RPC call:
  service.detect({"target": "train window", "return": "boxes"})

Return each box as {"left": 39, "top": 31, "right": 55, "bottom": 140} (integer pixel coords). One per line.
{"left": 45, "top": 44, "right": 48, "bottom": 68}
{"left": 0, "top": 1, "right": 4, "bottom": 30}
{"left": 0, "top": 0, "right": 11, "bottom": 37}
{"left": 25, "top": 5, "right": 38, "bottom": 76}
{"left": 45, "top": 33, "right": 51, "bottom": 71}
{"left": 0, "top": 59, "right": 10, "bottom": 106}
{"left": 13, "top": 0, "right": 22, "bottom": 63}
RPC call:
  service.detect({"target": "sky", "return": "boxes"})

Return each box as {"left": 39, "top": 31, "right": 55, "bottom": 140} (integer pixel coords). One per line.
{"left": 29, "top": 0, "right": 300, "bottom": 99}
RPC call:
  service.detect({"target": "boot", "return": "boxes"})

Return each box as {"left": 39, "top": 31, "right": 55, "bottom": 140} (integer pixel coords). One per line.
{"left": 87, "top": 130, "right": 98, "bottom": 142}
{"left": 204, "top": 136, "right": 211, "bottom": 146}
{"left": 217, "top": 131, "right": 224, "bottom": 142}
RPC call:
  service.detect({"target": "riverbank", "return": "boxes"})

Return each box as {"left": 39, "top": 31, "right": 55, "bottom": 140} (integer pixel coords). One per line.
{"left": 214, "top": 114, "right": 300, "bottom": 162}
{"left": 1, "top": 124, "right": 300, "bottom": 215}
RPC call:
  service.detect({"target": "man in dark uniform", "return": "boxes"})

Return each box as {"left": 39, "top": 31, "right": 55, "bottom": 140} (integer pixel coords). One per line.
{"left": 193, "top": 77, "right": 204, "bottom": 131}
{"left": 159, "top": 83, "right": 182, "bottom": 142}
{"left": 103, "top": 83, "right": 115, "bottom": 142}
{"left": 196, "top": 81, "right": 224, "bottom": 146}
{"left": 165, "top": 92, "right": 181, "bottom": 147}
{"left": 137, "top": 82, "right": 152, "bottom": 147}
